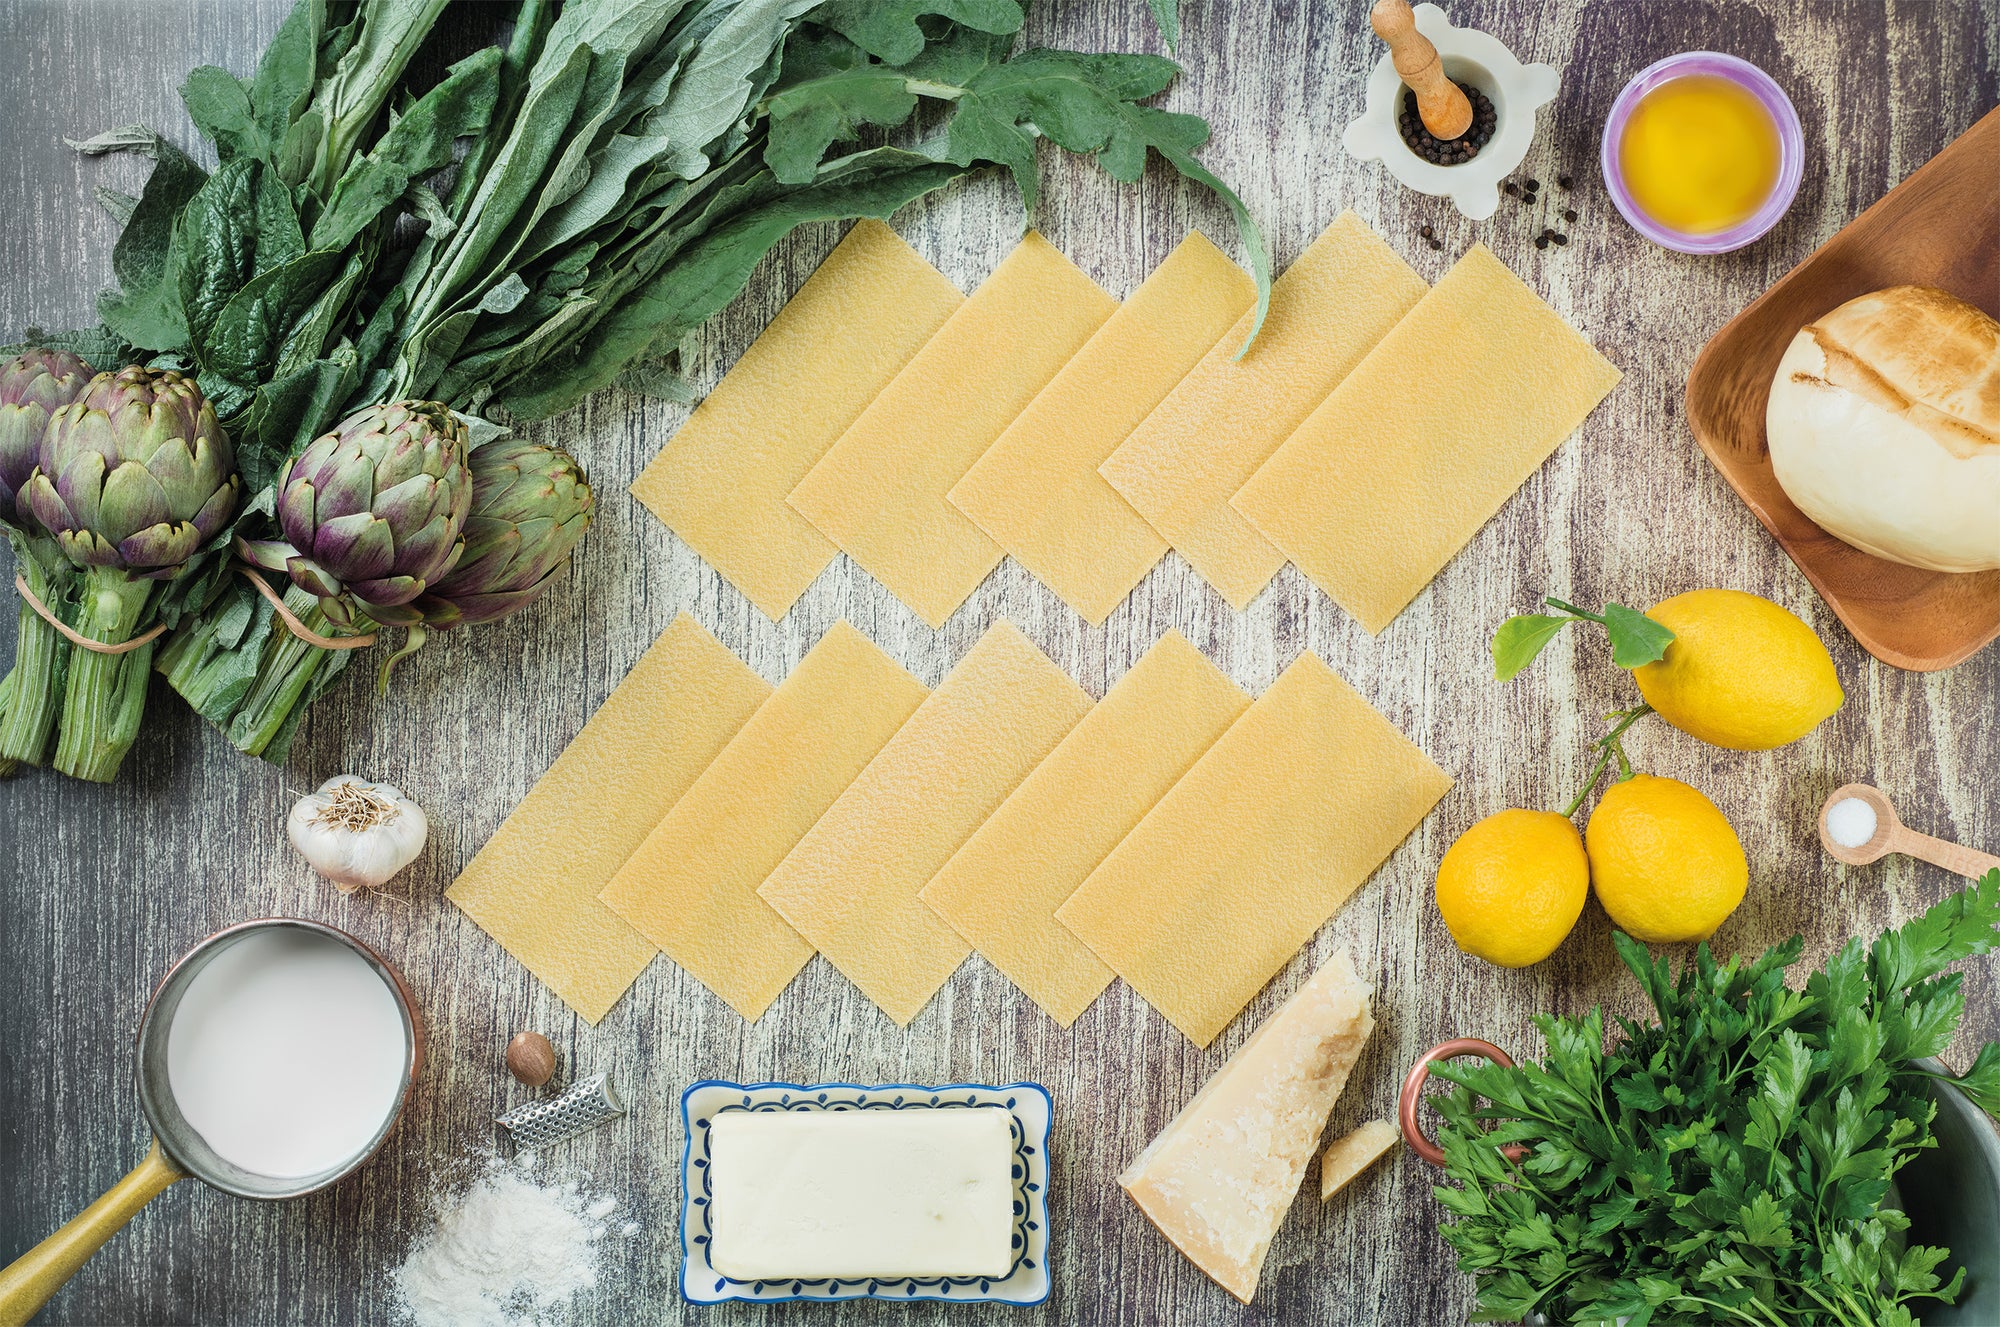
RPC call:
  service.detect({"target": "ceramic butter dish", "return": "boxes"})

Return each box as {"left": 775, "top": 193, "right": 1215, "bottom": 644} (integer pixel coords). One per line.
{"left": 679, "top": 1080, "right": 1052, "bottom": 1305}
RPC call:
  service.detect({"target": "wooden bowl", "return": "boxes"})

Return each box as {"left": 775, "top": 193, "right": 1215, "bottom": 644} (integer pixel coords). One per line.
{"left": 1684, "top": 107, "right": 2000, "bottom": 672}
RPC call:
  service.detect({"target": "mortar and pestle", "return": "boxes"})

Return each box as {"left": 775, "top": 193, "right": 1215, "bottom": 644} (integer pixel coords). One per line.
{"left": 1343, "top": 1, "right": 1558, "bottom": 219}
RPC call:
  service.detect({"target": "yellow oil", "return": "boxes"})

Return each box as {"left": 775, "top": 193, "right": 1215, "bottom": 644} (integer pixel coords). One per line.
{"left": 1618, "top": 74, "right": 1780, "bottom": 234}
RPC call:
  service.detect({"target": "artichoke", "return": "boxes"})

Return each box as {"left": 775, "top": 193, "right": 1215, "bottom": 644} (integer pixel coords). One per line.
{"left": 15, "top": 367, "right": 240, "bottom": 781}
{"left": 241, "top": 400, "right": 471, "bottom": 628}
{"left": 0, "top": 349, "right": 93, "bottom": 529}
{"left": 419, "top": 437, "right": 594, "bottom": 628}
{"left": 24, "top": 366, "right": 240, "bottom": 576}
{"left": 0, "top": 349, "right": 94, "bottom": 774}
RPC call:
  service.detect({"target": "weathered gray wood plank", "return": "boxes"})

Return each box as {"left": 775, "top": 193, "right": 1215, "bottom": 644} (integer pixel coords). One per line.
{"left": 3, "top": 1, "right": 1997, "bottom": 1323}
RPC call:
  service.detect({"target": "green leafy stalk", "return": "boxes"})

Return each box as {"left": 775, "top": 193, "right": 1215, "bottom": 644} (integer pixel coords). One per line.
{"left": 51, "top": 572, "right": 159, "bottom": 782}
{"left": 765, "top": 26, "right": 1270, "bottom": 352}
{"left": 1431, "top": 870, "right": 2000, "bottom": 1326}
{"left": 0, "top": 668, "right": 14, "bottom": 778}
{"left": 0, "top": 543, "right": 75, "bottom": 768}
{"left": 224, "top": 591, "right": 358, "bottom": 760}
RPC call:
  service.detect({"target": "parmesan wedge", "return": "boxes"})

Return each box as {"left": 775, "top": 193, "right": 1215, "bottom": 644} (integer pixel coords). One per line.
{"left": 1118, "top": 949, "right": 1374, "bottom": 1303}
{"left": 1319, "top": 1119, "right": 1401, "bottom": 1201}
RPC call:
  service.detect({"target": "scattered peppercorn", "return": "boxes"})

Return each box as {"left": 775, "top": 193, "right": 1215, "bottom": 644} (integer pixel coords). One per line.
{"left": 1429, "top": 238, "right": 1443, "bottom": 250}
{"left": 1563, "top": 208, "right": 1578, "bottom": 222}
{"left": 1525, "top": 178, "right": 1540, "bottom": 191}
{"left": 1419, "top": 223, "right": 1434, "bottom": 238}
{"left": 1534, "top": 234, "right": 1549, "bottom": 250}
{"left": 1504, "top": 181, "right": 1520, "bottom": 197}
{"left": 1558, "top": 174, "right": 1573, "bottom": 189}
{"left": 1552, "top": 232, "right": 1569, "bottom": 245}
{"left": 1398, "top": 82, "right": 1497, "bottom": 165}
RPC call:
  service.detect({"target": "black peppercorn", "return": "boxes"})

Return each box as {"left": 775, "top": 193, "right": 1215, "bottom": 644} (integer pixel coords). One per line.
{"left": 1552, "top": 232, "right": 1568, "bottom": 245}
{"left": 1563, "top": 209, "right": 1578, "bottom": 222}
{"left": 1397, "top": 82, "right": 1497, "bottom": 165}
{"left": 1534, "top": 235, "right": 1549, "bottom": 250}
{"left": 1557, "top": 174, "right": 1573, "bottom": 189}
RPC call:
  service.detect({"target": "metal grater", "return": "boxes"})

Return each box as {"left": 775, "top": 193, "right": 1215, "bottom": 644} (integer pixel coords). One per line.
{"left": 496, "top": 1072, "right": 626, "bottom": 1151}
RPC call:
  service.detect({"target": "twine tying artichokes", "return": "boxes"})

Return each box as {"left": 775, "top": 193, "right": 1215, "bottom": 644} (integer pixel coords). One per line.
{"left": 0, "top": 351, "right": 593, "bottom": 782}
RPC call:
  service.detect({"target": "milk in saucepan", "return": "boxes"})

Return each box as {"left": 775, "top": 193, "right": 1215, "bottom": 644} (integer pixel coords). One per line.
{"left": 166, "top": 929, "right": 408, "bottom": 1179}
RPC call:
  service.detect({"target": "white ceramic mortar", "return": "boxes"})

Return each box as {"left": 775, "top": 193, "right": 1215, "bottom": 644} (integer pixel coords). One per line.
{"left": 1342, "top": 3, "right": 1559, "bottom": 220}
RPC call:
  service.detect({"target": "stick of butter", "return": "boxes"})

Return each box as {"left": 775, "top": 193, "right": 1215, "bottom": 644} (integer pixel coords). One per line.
{"left": 706, "top": 1108, "right": 1016, "bottom": 1280}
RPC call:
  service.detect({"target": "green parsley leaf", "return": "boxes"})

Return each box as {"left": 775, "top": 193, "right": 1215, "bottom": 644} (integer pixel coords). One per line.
{"left": 1432, "top": 874, "right": 2000, "bottom": 1325}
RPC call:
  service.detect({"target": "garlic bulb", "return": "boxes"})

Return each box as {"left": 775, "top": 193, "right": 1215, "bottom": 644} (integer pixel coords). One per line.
{"left": 288, "top": 775, "right": 429, "bottom": 893}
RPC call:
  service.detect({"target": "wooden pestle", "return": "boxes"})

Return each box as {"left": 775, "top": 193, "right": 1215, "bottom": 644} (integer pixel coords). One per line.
{"left": 1370, "top": 0, "right": 1473, "bottom": 140}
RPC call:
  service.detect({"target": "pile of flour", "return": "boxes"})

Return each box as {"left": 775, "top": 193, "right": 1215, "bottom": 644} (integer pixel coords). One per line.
{"left": 393, "top": 1154, "right": 618, "bottom": 1327}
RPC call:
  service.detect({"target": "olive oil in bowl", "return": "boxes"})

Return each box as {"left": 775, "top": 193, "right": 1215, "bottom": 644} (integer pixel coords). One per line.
{"left": 1602, "top": 52, "right": 1802, "bottom": 254}
{"left": 1619, "top": 74, "right": 1780, "bottom": 235}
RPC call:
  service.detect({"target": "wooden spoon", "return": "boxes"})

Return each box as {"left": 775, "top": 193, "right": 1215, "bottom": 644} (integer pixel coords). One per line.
{"left": 1370, "top": 0, "right": 1474, "bottom": 140}
{"left": 1818, "top": 783, "right": 2000, "bottom": 878}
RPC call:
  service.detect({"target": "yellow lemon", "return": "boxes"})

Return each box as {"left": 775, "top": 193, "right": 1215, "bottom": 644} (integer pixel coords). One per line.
{"left": 1585, "top": 774, "right": 1747, "bottom": 943}
{"left": 1633, "top": 589, "right": 1843, "bottom": 750}
{"left": 1435, "top": 809, "right": 1590, "bottom": 968}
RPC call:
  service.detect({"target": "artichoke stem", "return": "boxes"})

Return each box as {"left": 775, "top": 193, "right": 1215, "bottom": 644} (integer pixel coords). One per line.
{"left": 0, "top": 668, "right": 16, "bottom": 778}
{"left": 0, "top": 553, "right": 75, "bottom": 768}
{"left": 228, "top": 590, "right": 342, "bottom": 759}
{"left": 51, "top": 570, "right": 158, "bottom": 782}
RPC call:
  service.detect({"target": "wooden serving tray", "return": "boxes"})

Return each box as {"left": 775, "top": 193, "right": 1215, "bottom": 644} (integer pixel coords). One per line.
{"left": 1685, "top": 107, "right": 2000, "bottom": 672}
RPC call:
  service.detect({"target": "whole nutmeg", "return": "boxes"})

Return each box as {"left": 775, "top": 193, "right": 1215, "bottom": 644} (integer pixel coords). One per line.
{"left": 506, "top": 1030, "right": 557, "bottom": 1087}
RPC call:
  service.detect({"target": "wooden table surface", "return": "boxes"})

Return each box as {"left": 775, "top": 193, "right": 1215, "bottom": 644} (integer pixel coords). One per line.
{"left": 3, "top": 2, "right": 1996, "bottom": 1323}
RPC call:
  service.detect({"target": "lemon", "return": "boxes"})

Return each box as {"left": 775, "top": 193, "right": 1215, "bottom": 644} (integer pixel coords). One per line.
{"left": 1585, "top": 774, "right": 1747, "bottom": 943}
{"left": 1633, "top": 589, "right": 1843, "bottom": 750}
{"left": 1435, "top": 809, "right": 1590, "bottom": 967}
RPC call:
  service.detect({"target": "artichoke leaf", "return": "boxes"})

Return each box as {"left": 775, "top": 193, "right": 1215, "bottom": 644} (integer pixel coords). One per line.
{"left": 310, "top": 43, "right": 505, "bottom": 251}
{"left": 495, "top": 147, "right": 968, "bottom": 420}
{"left": 181, "top": 66, "right": 266, "bottom": 164}
{"left": 811, "top": 0, "right": 1024, "bottom": 65}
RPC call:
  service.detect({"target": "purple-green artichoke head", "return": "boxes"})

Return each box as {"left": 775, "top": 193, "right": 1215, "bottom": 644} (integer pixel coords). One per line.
{"left": 240, "top": 400, "right": 471, "bottom": 628}
{"left": 0, "top": 349, "right": 94, "bottom": 529}
{"left": 419, "top": 438, "right": 595, "bottom": 628}
{"left": 23, "top": 366, "right": 239, "bottom": 578}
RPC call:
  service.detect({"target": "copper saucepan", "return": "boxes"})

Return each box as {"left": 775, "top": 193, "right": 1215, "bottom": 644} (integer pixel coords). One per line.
{"left": 1398, "top": 1036, "right": 1526, "bottom": 1166}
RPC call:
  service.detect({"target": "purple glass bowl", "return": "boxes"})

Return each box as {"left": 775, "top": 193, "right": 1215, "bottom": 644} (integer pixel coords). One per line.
{"left": 1601, "top": 51, "right": 1804, "bottom": 254}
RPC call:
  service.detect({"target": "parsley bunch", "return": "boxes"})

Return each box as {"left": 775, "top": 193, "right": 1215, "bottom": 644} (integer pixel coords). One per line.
{"left": 1433, "top": 871, "right": 2000, "bottom": 1326}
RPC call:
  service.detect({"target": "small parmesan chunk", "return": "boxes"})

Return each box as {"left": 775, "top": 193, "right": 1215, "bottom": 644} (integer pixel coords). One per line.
{"left": 1319, "top": 1119, "right": 1401, "bottom": 1201}
{"left": 1118, "top": 949, "right": 1374, "bottom": 1303}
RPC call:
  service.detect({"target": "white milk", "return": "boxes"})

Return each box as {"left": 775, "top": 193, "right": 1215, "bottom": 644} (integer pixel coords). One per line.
{"left": 167, "top": 928, "right": 409, "bottom": 1179}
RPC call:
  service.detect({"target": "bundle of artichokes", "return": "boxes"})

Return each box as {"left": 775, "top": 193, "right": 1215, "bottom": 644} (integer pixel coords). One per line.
{"left": 168, "top": 400, "right": 592, "bottom": 759}
{"left": 0, "top": 360, "right": 240, "bottom": 781}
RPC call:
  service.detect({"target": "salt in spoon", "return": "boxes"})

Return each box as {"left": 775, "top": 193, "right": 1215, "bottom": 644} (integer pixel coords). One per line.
{"left": 1818, "top": 783, "right": 2000, "bottom": 879}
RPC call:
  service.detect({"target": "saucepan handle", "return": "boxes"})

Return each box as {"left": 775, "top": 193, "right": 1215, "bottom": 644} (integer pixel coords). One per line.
{"left": 1399, "top": 1037, "right": 1526, "bottom": 1166}
{"left": 0, "top": 1138, "right": 185, "bottom": 1326}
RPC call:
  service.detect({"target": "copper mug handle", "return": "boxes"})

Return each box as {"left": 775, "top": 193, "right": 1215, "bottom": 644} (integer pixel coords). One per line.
{"left": 1399, "top": 1037, "right": 1528, "bottom": 1166}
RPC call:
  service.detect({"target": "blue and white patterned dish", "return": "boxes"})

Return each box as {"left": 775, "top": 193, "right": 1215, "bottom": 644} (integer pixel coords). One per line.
{"left": 678, "top": 1080, "right": 1053, "bottom": 1305}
